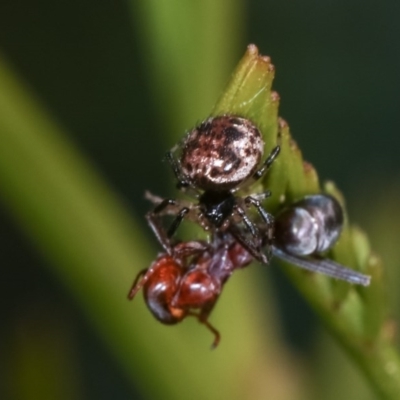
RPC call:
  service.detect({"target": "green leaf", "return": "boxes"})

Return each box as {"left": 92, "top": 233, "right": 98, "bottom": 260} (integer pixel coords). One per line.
{"left": 213, "top": 44, "right": 400, "bottom": 400}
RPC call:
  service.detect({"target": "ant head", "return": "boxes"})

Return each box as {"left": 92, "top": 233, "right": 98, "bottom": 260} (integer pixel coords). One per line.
{"left": 143, "top": 256, "right": 186, "bottom": 324}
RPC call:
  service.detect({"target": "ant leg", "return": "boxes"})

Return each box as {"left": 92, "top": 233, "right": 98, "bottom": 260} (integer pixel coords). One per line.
{"left": 253, "top": 145, "right": 280, "bottom": 181}
{"left": 187, "top": 311, "right": 221, "bottom": 349}
{"left": 127, "top": 268, "right": 151, "bottom": 300}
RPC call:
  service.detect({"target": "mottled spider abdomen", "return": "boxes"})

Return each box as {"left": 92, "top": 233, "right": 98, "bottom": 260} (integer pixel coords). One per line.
{"left": 181, "top": 115, "right": 264, "bottom": 191}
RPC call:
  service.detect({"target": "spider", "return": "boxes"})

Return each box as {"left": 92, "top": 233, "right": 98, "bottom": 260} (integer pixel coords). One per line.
{"left": 146, "top": 115, "right": 371, "bottom": 286}
{"left": 128, "top": 232, "right": 253, "bottom": 348}
{"left": 147, "top": 115, "right": 280, "bottom": 263}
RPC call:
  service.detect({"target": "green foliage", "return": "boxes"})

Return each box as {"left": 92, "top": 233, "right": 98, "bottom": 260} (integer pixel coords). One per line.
{"left": 213, "top": 45, "right": 400, "bottom": 400}
{"left": 0, "top": 8, "right": 398, "bottom": 397}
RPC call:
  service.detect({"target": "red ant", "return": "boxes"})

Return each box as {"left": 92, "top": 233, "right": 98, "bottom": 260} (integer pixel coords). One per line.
{"left": 129, "top": 194, "right": 371, "bottom": 348}
{"left": 128, "top": 234, "right": 252, "bottom": 348}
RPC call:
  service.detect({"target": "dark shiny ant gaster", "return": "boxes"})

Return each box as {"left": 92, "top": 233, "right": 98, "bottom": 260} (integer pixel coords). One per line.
{"left": 272, "top": 194, "right": 370, "bottom": 286}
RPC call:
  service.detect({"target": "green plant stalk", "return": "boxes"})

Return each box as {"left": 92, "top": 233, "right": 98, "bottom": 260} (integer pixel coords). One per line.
{"left": 283, "top": 243, "right": 400, "bottom": 399}
{"left": 130, "top": 0, "right": 245, "bottom": 136}
{"left": 212, "top": 44, "right": 400, "bottom": 400}
{"left": 8, "top": 313, "right": 82, "bottom": 400}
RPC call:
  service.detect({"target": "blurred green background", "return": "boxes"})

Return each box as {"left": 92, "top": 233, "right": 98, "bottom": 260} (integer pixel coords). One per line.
{"left": 1, "top": 1, "right": 399, "bottom": 399}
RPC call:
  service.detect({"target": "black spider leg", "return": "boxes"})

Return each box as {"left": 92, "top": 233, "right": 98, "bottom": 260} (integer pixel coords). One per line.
{"left": 146, "top": 198, "right": 189, "bottom": 254}
{"left": 166, "top": 207, "right": 190, "bottom": 237}
{"left": 228, "top": 224, "right": 269, "bottom": 264}
{"left": 244, "top": 194, "right": 274, "bottom": 259}
{"left": 146, "top": 148, "right": 199, "bottom": 253}
{"left": 226, "top": 191, "right": 274, "bottom": 263}
{"left": 232, "top": 203, "right": 258, "bottom": 237}
{"left": 253, "top": 145, "right": 280, "bottom": 181}
{"left": 251, "top": 119, "right": 282, "bottom": 183}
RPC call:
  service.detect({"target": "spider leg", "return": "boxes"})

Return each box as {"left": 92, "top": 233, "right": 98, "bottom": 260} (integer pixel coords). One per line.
{"left": 229, "top": 224, "right": 270, "bottom": 265}
{"left": 146, "top": 199, "right": 175, "bottom": 254}
{"left": 230, "top": 200, "right": 274, "bottom": 263}
{"left": 146, "top": 198, "right": 191, "bottom": 253}
{"left": 253, "top": 145, "right": 280, "bottom": 181}
{"left": 233, "top": 203, "right": 258, "bottom": 237}
{"left": 167, "top": 207, "right": 190, "bottom": 238}
{"left": 244, "top": 196, "right": 274, "bottom": 229}
{"left": 244, "top": 196, "right": 275, "bottom": 259}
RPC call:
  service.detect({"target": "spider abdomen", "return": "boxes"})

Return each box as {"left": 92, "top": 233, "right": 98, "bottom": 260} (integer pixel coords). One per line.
{"left": 181, "top": 115, "right": 264, "bottom": 191}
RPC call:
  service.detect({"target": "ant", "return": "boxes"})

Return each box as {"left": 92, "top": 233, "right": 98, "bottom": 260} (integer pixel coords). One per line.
{"left": 128, "top": 233, "right": 252, "bottom": 348}
{"left": 129, "top": 194, "right": 370, "bottom": 348}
